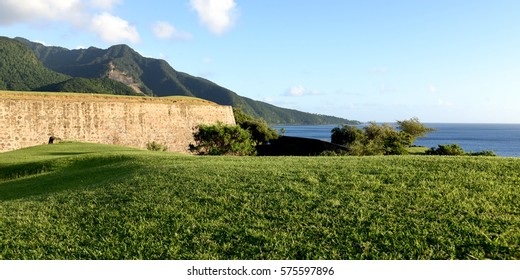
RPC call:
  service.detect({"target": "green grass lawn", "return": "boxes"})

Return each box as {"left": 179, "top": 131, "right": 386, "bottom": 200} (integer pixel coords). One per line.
{"left": 1, "top": 142, "right": 519, "bottom": 259}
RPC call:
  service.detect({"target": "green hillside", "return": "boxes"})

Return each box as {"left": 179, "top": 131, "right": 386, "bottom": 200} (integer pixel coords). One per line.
{"left": 0, "top": 37, "right": 69, "bottom": 90}
{"left": 0, "top": 37, "right": 144, "bottom": 96}
{"left": 1, "top": 142, "right": 519, "bottom": 259}
{"left": 16, "top": 37, "right": 357, "bottom": 125}
{"left": 36, "top": 77, "right": 141, "bottom": 96}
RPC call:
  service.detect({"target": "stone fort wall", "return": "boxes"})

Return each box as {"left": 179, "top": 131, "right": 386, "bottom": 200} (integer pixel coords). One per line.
{"left": 0, "top": 92, "right": 235, "bottom": 153}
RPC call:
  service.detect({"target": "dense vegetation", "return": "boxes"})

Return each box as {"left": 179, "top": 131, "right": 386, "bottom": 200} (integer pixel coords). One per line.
{"left": 426, "top": 144, "right": 496, "bottom": 156}
{"left": 233, "top": 108, "right": 278, "bottom": 145}
{"left": 0, "top": 37, "right": 141, "bottom": 95}
{"left": 331, "top": 118, "right": 435, "bottom": 155}
{"left": 1, "top": 142, "right": 519, "bottom": 259}
{"left": 190, "top": 109, "right": 278, "bottom": 155}
{"left": 0, "top": 36, "right": 69, "bottom": 90}
{"left": 190, "top": 122, "right": 257, "bottom": 155}
{"left": 36, "top": 77, "right": 140, "bottom": 96}
{"left": 15, "top": 37, "right": 357, "bottom": 125}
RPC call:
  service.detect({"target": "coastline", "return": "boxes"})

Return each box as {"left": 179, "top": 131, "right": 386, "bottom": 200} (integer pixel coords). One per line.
{"left": 273, "top": 123, "right": 520, "bottom": 157}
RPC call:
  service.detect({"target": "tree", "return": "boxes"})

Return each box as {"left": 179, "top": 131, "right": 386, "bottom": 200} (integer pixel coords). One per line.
{"left": 189, "top": 122, "right": 256, "bottom": 156}
{"left": 331, "top": 125, "right": 368, "bottom": 155}
{"left": 190, "top": 110, "right": 278, "bottom": 156}
{"left": 397, "top": 117, "right": 435, "bottom": 145}
{"left": 330, "top": 118, "right": 433, "bottom": 156}
{"left": 331, "top": 125, "right": 364, "bottom": 146}
{"left": 362, "top": 122, "right": 408, "bottom": 155}
{"left": 382, "top": 131, "right": 409, "bottom": 155}
{"left": 233, "top": 108, "right": 278, "bottom": 145}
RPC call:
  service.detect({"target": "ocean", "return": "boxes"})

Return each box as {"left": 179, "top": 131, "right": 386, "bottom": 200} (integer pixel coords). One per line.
{"left": 273, "top": 123, "right": 520, "bottom": 157}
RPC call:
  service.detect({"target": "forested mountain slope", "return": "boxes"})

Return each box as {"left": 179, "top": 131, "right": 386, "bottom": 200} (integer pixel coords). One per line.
{"left": 16, "top": 37, "right": 357, "bottom": 124}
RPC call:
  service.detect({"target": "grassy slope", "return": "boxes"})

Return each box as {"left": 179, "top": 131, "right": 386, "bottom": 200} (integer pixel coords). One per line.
{"left": 0, "top": 142, "right": 519, "bottom": 259}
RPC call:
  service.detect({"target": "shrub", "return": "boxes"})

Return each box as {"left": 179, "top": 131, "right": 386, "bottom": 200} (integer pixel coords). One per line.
{"left": 147, "top": 141, "right": 168, "bottom": 152}
{"left": 468, "top": 150, "right": 496, "bottom": 157}
{"left": 397, "top": 117, "right": 436, "bottom": 145}
{"left": 319, "top": 150, "right": 349, "bottom": 156}
{"left": 426, "top": 144, "right": 497, "bottom": 157}
{"left": 331, "top": 120, "right": 424, "bottom": 156}
{"left": 426, "top": 144, "right": 466, "bottom": 156}
{"left": 233, "top": 108, "right": 278, "bottom": 145}
{"left": 190, "top": 122, "right": 256, "bottom": 156}
{"left": 331, "top": 125, "right": 364, "bottom": 146}
{"left": 383, "top": 133, "right": 409, "bottom": 155}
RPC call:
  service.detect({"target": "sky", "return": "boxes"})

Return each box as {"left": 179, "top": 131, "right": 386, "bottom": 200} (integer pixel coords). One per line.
{"left": 1, "top": 0, "right": 519, "bottom": 123}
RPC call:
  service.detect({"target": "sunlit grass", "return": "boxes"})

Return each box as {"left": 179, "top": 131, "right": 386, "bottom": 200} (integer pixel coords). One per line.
{"left": 0, "top": 90, "right": 214, "bottom": 104}
{"left": 1, "top": 142, "right": 519, "bottom": 259}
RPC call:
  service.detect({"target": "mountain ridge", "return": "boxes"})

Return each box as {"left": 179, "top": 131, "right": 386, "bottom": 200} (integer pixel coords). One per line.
{"left": 0, "top": 36, "right": 69, "bottom": 90}
{"left": 8, "top": 37, "right": 359, "bottom": 125}
{"left": 0, "top": 36, "right": 140, "bottom": 96}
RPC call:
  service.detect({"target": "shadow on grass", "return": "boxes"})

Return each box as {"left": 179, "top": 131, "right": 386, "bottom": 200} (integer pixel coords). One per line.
{"left": 0, "top": 161, "right": 55, "bottom": 181}
{"left": 0, "top": 155, "right": 139, "bottom": 201}
{"left": 46, "top": 152, "right": 95, "bottom": 156}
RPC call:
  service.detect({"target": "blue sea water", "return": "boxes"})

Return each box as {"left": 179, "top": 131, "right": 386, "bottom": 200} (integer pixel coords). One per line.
{"left": 273, "top": 123, "right": 520, "bottom": 157}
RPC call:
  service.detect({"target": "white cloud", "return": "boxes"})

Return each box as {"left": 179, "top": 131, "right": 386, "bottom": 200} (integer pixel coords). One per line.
{"left": 437, "top": 99, "right": 453, "bottom": 107}
{"left": 285, "top": 85, "right": 323, "bottom": 97}
{"left": 190, "top": 0, "right": 238, "bottom": 35}
{"left": 152, "top": 21, "right": 192, "bottom": 41}
{"left": 34, "top": 40, "right": 47, "bottom": 45}
{"left": 90, "top": 0, "right": 123, "bottom": 10}
{"left": 429, "top": 85, "right": 437, "bottom": 93}
{"left": 0, "top": 0, "right": 140, "bottom": 44}
{"left": 287, "top": 85, "right": 305, "bottom": 97}
{"left": 90, "top": 12, "right": 140, "bottom": 43}
{"left": 152, "top": 21, "right": 175, "bottom": 39}
{"left": 0, "top": 0, "right": 85, "bottom": 25}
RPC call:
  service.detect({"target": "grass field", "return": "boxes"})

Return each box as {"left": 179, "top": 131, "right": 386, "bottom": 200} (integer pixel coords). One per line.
{"left": 0, "top": 142, "right": 519, "bottom": 259}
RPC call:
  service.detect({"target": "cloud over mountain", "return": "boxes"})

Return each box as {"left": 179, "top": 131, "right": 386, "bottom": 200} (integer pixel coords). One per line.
{"left": 0, "top": 0, "right": 139, "bottom": 44}
{"left": 90, "top": 12, "right": 140, "bottom": 43}
{"left": 0, "top": 0, "right": 85, "bottom": 25}
{"left": 190, "top": 0, "right": 238, "bottom": 35}
{"left": 285, "top": 85, "right": 323, "bottom": 97}
{"left": 1, "top": 0, "right": 241, "bottom": 43}
{"left": 152, "top": 21, "right": 192, "bottom": 41}
{"left": 89, "top": 0, "right": 123, "bottom": 10}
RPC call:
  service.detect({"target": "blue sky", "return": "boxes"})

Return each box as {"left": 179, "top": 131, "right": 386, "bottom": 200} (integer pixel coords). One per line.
{"left": 1, "top": 0, "right": 519, "bottom": 123}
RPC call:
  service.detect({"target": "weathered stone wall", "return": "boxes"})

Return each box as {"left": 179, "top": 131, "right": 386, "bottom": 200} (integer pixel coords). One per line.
{"left": 0, "top": 92, "right": 235, "bottom": 152}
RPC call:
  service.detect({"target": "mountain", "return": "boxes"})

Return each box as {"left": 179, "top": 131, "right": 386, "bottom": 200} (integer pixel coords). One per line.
{"left": 0, "top": 36, "right": 69, "bottom": 90}
{"left": 0, "top": 36, "right": 142, "bottom": 96}
{"left": 15, "top": 37, "right": 358, "bottom": 124}
{"left": 35, "top": 77, "right": 140, "bottom": 96}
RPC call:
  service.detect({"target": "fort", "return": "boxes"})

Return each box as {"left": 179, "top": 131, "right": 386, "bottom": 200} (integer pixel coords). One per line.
{"left": 0, "top": 91, "right": 235, "bottom": 153}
